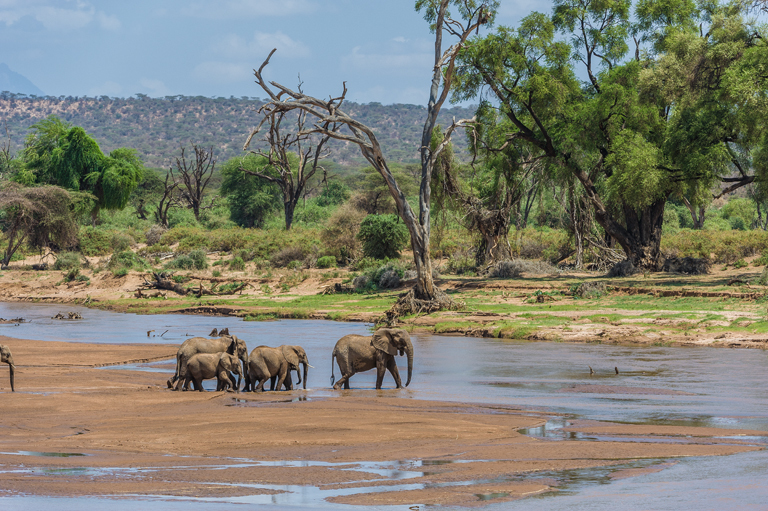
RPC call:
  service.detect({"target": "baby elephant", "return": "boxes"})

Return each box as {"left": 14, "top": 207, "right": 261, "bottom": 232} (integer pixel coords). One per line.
{"left": 183, "top": 352, "right": 242, "bottom": 392}
{"left": 246, "top": 345, "right": 310, "bottom": 392}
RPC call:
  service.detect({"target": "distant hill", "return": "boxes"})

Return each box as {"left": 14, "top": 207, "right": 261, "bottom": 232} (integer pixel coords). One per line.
{"left": 0, "top": 93, "right": 477, "bottom": 168}
{"left": 0, "top": 64, "right": 44, "bottom": 97}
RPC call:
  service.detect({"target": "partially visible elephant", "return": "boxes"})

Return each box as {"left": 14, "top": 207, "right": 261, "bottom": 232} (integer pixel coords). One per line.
{"left": 331, "top": 328, "right": 413, "bottom": 390}
{"left": 246, "top": 345, "right": 310, "bottom": 392}
{"left": 167, "top": 335, "right": 248, "bottom": 391}
{"left": 183, "top": 352, "right": 242, "bottom": 392}
{"left": 0, "top": 344, "right": 14, "bottom": 392}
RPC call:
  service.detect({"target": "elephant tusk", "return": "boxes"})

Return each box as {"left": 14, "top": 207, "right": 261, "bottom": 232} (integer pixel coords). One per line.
{"left": 307, "top": 364, "right": 315, "bottom": 369}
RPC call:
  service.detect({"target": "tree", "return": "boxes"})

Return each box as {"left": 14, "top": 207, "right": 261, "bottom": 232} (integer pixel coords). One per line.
{"left": 452, "top": 0, "right": 764, "bottom": 269}
{"left": 154, "top": 173, "right": 179, "bottom": 228}
{"left": 22, "top": 117, "right": 143, "bottom": 222}
{"left": 0, "top": 184, "right": 78, "bottom": 267}
{"left": 247, "top": 0, "right": 497, "bottom": 312}
{"left": 242, "top": 97, "right": 335, "bottom": 230}
{"left": 220, "top": 155, "right": 282, "bottom": 228}
{"left": 171, "top": 145, "right": 216, "bottom": 221}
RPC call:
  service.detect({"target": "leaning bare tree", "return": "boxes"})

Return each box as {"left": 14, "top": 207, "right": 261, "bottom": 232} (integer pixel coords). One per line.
{"left": 247, "top": 0, "right": 496, "bottom": 313}
{"left": 171, "top": 145, "right": 216, "bottom": 220}
{"left": 243, "top": 93, "right": 336, "bottom": 230}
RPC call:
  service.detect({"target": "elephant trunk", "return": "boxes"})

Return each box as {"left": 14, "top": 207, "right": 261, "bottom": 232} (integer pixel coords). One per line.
{"left": 8, "top": 362, "right": 15, "bottom": 392}
{"left": 404, "top": 337, "right": 413, "bottom": 387}
{"left": 302, "top": 361, "right": 308, "bottom": 390}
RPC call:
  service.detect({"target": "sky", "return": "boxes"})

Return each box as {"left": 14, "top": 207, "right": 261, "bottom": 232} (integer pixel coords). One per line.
{"left": 0, "top": 0, "right": 548, "bottom": 105}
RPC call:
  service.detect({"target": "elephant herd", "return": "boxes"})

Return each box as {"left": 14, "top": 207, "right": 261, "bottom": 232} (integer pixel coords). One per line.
{"left": 165, "top": 327, "right": 414, "bottom": 393}
{"left": 0, "top": 328, "right": 414, "bottom": 394}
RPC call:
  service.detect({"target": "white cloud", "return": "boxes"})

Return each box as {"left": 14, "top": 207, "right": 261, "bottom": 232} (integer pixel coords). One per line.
{"left": 210, "top": 31, "right": 310, "bottom": 60}
{"left": 342, "top": 45, "right": 431, "bottom": 75}
{"left": 88, "top": 80, "right": 122, "bottom": 97}
{"left": 393, "top": 36, "right": 408, "bottom": 43}
{"left": 139, "top": 78, "right": 170, "bottom": 97}
{"left": 184, "top": 0, "right": 317, "bottom": 19}
{"left": 193, "top": 62, "right": 252, "bottom": 84}
{"left": 96, "top": 11, "right": 120, "bottom": 31}
{"left": 0, "top": 1, "right": 120, "bottom": 31}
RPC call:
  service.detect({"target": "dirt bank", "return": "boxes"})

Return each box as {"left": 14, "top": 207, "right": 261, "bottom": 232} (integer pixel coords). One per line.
{"left": 0, "top": 336, "right": 763, "bottom": 507}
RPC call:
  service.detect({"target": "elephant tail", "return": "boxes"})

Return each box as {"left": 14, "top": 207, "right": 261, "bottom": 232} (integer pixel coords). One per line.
{"left": 330, "top": 351, "right": 336, "bottom": 387}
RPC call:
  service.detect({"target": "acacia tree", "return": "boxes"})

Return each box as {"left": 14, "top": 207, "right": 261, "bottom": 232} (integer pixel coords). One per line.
{"left": 247, "top": 0, "right": 497, "bottom": 310}
{"left": 242, "top": 100, "right": 336, "bottom": 230}
{"left": 0, "top": 184, "right": 78, "bottom": 267}
{"left": 453, "top": 0, "right": 765, "bottom": 269}
{"left": 171, "top": 145, "right": 216, "bottom": 220}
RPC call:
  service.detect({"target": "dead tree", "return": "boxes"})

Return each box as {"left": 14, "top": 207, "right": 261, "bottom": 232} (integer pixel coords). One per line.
{"left": 154, "top": 173, "right": 179, "bottom": 228}
{"left": 247, "top": 1, "right": 495, "bottom": 313}
{"left": 171, "top": 145, "right": 216, "bottom": 220}
{"left": 242, "top": 92, "right": 336, "bottom": 230}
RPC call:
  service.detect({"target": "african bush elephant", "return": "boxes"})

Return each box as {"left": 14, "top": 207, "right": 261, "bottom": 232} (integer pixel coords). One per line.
{"left": 0, "top": 344, "right": 15, "bottom": 392}
{"left": 167, "top": 335, "right": 248, "bottom": 391}
{"left": 331, "top": 328, "right": 413, "bottom": 390}
{"left": 183, "top": 352, "right": 242, "bottom": 392}
{"left": 246, "top": 345, "right": 310, "bottom": 392}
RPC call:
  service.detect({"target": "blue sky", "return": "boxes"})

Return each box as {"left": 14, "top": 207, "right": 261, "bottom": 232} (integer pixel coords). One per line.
{"left": 0, "top": 0, "right": 547, "bottom": 105}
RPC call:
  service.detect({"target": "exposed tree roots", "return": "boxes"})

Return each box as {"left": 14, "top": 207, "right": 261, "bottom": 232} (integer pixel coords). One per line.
{"left": 385, "top": 287, "right": 464, "bottom": 323}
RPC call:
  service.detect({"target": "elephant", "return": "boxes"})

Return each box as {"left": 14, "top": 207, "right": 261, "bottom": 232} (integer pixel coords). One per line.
{"left": 167, "top": 335, "right": 248, "bottom": 391}
{"left": 245, "top": 345, "right": 310, "bottom": 392}
{"left": 0, "top": 344, "right": 14, "bottom": 392}
{"left": 331, "top": 328, "right": 413, "bottom": 390}
{"left": 183, "top": 352, "right": 243, "bottom": 392}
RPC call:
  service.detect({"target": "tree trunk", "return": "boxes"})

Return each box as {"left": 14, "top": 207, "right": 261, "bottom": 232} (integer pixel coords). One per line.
{"left": 682, "top": 198, "right": 705, "bottom": 229}
{"left": 475, "top": 212, "right": 512, "bottom": 266}
{"left": 615, "top": 198, "right": 667, "bottom": 269}
{"left": 284, "top": 200, "right": 295, "bottom": 231}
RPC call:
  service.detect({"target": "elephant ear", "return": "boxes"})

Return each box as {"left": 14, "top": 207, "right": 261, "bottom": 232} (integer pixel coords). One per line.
{"left": 281, "top": 346, "right": 300, "bottom": 368}
{"left": 372, "top": 330, "right": 397, "bottom": 356}
{"left": 226, "top": 338, "right": 237, "bottom": 355}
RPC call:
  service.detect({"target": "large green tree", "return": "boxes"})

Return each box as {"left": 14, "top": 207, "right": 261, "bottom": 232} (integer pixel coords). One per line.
{"left": 220, "top": 155, "right": 282, "bottom": 228}
{"left": 23, "top": 116, "right": 143, "bottom": 221}
{"left": 454, "top": 0, "right": 765, "bottom": 269}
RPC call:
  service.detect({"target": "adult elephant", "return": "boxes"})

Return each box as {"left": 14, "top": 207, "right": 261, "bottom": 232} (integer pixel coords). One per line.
{"left": 1, "top": 344, "right": 15, "bottom": 392}
{"left": 167, "top": 335, "right": 248, "bottom": 391}
{"left": 183, "top": 352, "right": 243, "bottom": 392}
{"left": 331, "top": 328, "right": 413, "bottom": 390}
{"left": 246, "top": 345, "right": 309, "bottom": 392}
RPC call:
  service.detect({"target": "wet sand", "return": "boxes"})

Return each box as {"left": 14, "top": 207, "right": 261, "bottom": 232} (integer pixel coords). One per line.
{"left": 0, "top": 335, "right": 764, "bottom": 508}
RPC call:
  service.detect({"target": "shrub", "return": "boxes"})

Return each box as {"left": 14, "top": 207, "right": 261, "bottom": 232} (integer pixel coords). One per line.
{"left": 316, "top": 182, "right": 351, "bottom": 207}
{"left": 145, "top": 225, "right": 167, "bottom": 245}
{"left": 571, "top": 281, "right": 607, "bottom": 298}
{"left": 107, "top": 251, "right": 148, "bottom": 272}
{"left": 760, "top": 266, "right": 768, "bottom": 285}
{"left": 78, "top": 226, "right": 113, "bottom": 256}
{"left": 321, "top": 203, "right": 366, "bottom": 264}
{"left": 352, "top": 274, "right": 371, "bottom": 291}
{"left": 607, "top": 260, "right": 637, "bottom": 277}
{"left": 317, "top": 255, "right": 337, "bottom": 269}
{"left": 112, "top": 267, "right": 129, "bottom": 277}
{"left": 662, "top": 257, "right": 710, "bottom": 274}
{"left": 357, "top": 214, "right": 409, "bottom": 259}
{"left": 212, "top": 270, "right": 222, "bottom": 277}
{"left": 287, "top": 260, "right": 303, "bottom": 270}
{"left": 111, "top": 232, "right": 135, "bottom": 253}
{"left": 445, "top": 252, "right": 476, "bottom": 275}
{"left": 270, "top": 246, "right": 307, "bottom": 267}
{"left": 53, "top": 251, "right": 82, "bottom": 271}
{"left": 229, "top": 256, "right": 245, "bottom": 271}
{"left": 489, "top": 260, "right": 522, "bottom": 279}
{"left": 378, "top": 268, "right": 401, "bottom": 289}
{"left": 165, "top": 249, "right": 208, "bottom": 270}
{"left": 293, "top": 201, "right": 333, "bottom": 225}
{"left": 734, "top": 258, "right": 748, "bottom": 269}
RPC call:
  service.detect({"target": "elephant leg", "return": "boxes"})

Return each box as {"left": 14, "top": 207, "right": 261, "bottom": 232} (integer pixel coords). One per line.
{"left": 269, "top": 375, "right": 277, "bottom": 391}
{"left": 333, "top": 371, "right": 351, "bottom": 390}
{"left": 276, "top": 365, "right": 288, "bottom": 391}
{"left": 283, "top": 372, "right": 293, "bottom": 391}
{"left": 386, "top": 357, "right": 402, "bottom": 388}
{"left": 375, "top": 361, "right": 387, "bottom": 390}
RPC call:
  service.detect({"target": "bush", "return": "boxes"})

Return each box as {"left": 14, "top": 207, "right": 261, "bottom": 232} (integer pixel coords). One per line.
{"left": 760, "top": 266, "right": 768, "bottom": 285}
{"left": 270, "top": 246, "right": 307, "bottom": 267}
{"left": 212, "top": 269, "right": 222, "bottom": 277}
{"left": 607, "top": 260, "right": 637, "bottom": 277}
{"left": 489, "top": 260, "right": 522, "bottom": 279}
{"left": 317, "top": 255, "right": 337, "bottom": 269}
{"left": 571, "top": 281, "right": 607, "bottom": 298}
{"left": 229, "top": 256, "right": 245, "bottom": 271}
{"left": 165, "top": 249, "right": 208, "bottom": 270}
{"left": 287, "top": 260, "right": 303, "bottom": 270}
{"left": 321, "top": 203, "right": 366, "bottom": 264}
{"left": 445, "top": 252, "right": 476, "bottom": 275}
{"left": 79, "top": 226, "right": 113, "bottom": 256}
{"left": 107, "top": 251, "right": 148, "bottom": 272}
{"left": 53, "top": 251, "right": 82, "bottom": 271}
{"left": 662, "top": 257, "right": 710, "bottom": 274}
{"left": 145, "top": 225, "right": 167, "bottom": 245}
{"left": 111, "top": 232, "right": 135, "bottom": 252}
{"left": 378, "top": 268, "right": 401, "bottom": 289}
{"left": 357, "top": 214, "right": 409, "bottom": 259}
{"left": 316, "top": 182, "right": 351, "bottom": 207}
{"left": 293, "top": 201, "right": 333, "bottom": 226}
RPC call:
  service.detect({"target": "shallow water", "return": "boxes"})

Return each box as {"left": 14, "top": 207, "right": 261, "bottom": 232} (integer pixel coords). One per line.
{"left": 1, "top": 301, "right": 767, "bottom": 509}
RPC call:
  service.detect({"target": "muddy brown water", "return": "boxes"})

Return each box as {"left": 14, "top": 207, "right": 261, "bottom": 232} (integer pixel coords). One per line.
{"left": 1, "top": 302, "right": 767, "bottom": 510}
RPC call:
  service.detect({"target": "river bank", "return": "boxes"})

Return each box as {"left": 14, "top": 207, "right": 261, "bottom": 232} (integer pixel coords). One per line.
{"left": 1, "top": 259, "right": 768, "bottom": 350}
{"left": 1, "top": 335, "right": 765, "bottom": 508}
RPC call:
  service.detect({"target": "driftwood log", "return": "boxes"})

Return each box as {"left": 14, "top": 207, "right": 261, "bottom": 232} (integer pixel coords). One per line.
{"left": 136, "top": 272, "right": 247, "bottom": 299}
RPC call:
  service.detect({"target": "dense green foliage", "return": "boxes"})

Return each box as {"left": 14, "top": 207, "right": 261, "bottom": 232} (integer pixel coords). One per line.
{"left": 220, "top": 155, "right": 282, "bottom": 228}
{"left": 357, "top": 214, "right": 410, "bottom": 259}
